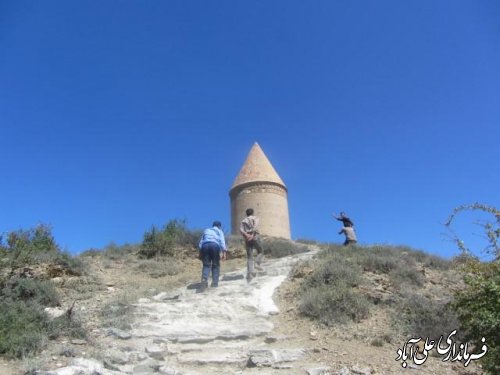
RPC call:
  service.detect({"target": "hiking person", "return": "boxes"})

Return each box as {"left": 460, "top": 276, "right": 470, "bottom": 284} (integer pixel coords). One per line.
{"left": 240, "top": 208, "right": 263, "bottom": 282}
{"left": 333, "top": 211, "right": 354, "bottom": 227}
{"left": 339, "top": 226, "right": 357, "bottom": 246}
{"left": 198, "top": 221, "right": 227, "bottom": 289}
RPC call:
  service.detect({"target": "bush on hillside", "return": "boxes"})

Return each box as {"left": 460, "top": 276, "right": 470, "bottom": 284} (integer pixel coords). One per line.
{"left": 0, "top": 300, "right": 49, "bottom": 358}
{"left": 1, "top": 277, "right": 60, "bottom": 307}
{"left": 262, "top": 237, "right": 309, "bottom": 258}
{"left": 0, "top": 225, "right": 87, "bottom": 358}
{"left": 101, "top": 242, "right": 139, "bottom": 260}
{"left": 302, "top": 254, "right": 362, "bottom": 289}
{"left": 299, "top": 244, "right": 452, "bottom": 328}
{"left": 0, "top": 225, "right": 86, "bottom": 275}
{"left": 453, "top": 260, "right": 500, "bottom": 374}
{"left": 395, "top": 292, "right": 461, "bottom": 341}
{"left": 300, "top": 285, "right": 370, "bottom": 325}
{"left": 445, "top": 204, "right": 500, "bottom": 374}
{"left": 299, "top": 249, "right": 369, "bottom": 325}
{"left": 138, "top": 219, "right": 200, "bottom": 259}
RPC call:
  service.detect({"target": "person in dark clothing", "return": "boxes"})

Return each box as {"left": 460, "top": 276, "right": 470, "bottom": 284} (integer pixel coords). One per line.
{"left": 333, "top": 212, "right": 354, "bottom": 228}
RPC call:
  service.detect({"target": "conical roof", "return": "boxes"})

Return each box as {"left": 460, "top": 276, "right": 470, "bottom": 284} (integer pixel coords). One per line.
{"left": 231, "top": 143, "right": 286, "bottom": 189}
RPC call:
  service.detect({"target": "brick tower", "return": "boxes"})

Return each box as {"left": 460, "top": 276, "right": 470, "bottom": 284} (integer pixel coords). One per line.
{"left": 230, "top": 142, "right": 291, "bottom": 239}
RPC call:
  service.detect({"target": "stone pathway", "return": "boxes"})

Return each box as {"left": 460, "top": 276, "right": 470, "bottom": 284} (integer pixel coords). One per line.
{"left": 38, "top": 250, "right": 334, "bottom": 375}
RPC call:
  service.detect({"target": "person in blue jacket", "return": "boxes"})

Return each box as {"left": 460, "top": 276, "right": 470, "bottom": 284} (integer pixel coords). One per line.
{"left": 198, "top": 221, "right": 227, "bottom": 289}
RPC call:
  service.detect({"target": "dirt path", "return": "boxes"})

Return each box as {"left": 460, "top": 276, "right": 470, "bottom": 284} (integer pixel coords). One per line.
{"left": 37, "top": 251, "right": 326, "bottom": 375}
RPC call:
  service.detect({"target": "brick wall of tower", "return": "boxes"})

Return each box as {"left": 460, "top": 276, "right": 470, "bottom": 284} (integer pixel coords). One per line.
{"left": 230, "top": 182, "right": 291, "bottom": 239}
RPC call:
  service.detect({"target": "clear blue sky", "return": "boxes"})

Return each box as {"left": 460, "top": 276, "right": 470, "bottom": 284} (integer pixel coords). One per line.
{"left": 1, "top": 1, "right": 499, "bottom": 259}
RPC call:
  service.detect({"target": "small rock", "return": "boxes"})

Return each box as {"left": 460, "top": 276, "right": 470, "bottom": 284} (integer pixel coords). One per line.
{"left": 107, "top": 327, "right": 132, "bottom": 340}
{"left": 248, "top": 349, "right": 305, "bottom": 367}
{"left": 272, "top": 363, "right": 293, "bottom": 369}
{"left": 153, "top": 337, "right": 169, "bottom": 344}
{"left": 103, "top": 358, "right": 121, "bottom": 371}
{"left": 51, "top": 277, "right": 64, "bottom": 286}
{"left": 145, "top": 344, "right": 167, "bottom": 360}
{"left": 44, "top": 307, "right": 65, "bottom": 320}
{"left": 264, "top": 335, "right": 288, "bottom": 343}
{"left": 133, "top": 364, "right": 156, "bottom": 375}
{"left": 152, "top": 292, "right": 181, "bottom": 301}
{"left": 351, "top": 364, "right": 372, "bottom": 375}
{"left": 60, "top": 348, "right": 76, "bottom": 357}
{"left": 139, "top": 358, "right": 160, "bottom": 370}
{"left": 106, "top": 348, "right": 129, "bottom": 365}
{"left": 73, "top": 358, "right": 105, "bottom": 372}
{"left": 306, "top": 367, "right": 331, "bottom": 375}
{"left": 70, "top": 339, "right": 86, "bottom": 345}
{"left": 158, "top": 366, "right": 181, "bottom": 375}
{"left": 333, "top": 367, "right": 350, "bottom": 375}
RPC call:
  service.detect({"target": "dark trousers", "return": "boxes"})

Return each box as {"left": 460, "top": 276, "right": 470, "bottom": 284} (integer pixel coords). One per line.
{"left": 343, "top": 239, "right": 357, "bottom": 246}
{"left": 201, "top": 242, "right": 221, "bottom": 285}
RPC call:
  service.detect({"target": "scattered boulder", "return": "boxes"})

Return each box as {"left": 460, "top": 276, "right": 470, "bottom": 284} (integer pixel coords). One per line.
{"left": 306, "top": 367, "right": 331, "bottom": 375}
{"left": 248, "top": 349, "right": 306, "bottom": 367}
{"left": 44, "top": 307, "right": 65, "bottom": 319}
{"left": 145, "top": 344, "right": 168, "bottom": 360}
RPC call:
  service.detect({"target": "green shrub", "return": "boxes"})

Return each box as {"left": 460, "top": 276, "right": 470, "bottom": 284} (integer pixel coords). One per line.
{"left": 4, "top": 225, "right": 58, "bottom": 265}
{"left": 299, "top": 285, "right": 370, "bottom": 325}
{"left": 394, "top": 292, "right": 461, "bottom": 341}
{"left": 302, "top": 256, "right": 362, "bottom": 289}
{"left": 99, "top": 242, "right": 140, "bottom": 261}
{"left": 453, "top": 261, "right": 500, "bottom": 374}
{"left": 139, "top": 225, "right": 175, "bottom": 258}
{"left": 47, "top": 314, "right": 86, "bottom": 340}
{"left": 138, "top": 219, "right": 200, "bottom": 259}
{"left": 0, "top": 300, "right": 48, "bottom": 358}
{"left": 0, "top": 299, "right": 86, "bottom": 359}
{"left": 0, "top": 225, "right": 88, "bottom": 358}
{"left": 1, "top": 277, "right": 60, "bottom": 307}
{"left": 62, "top": 276, "right": 104, "bottom": 300}
{"left": 0, "top": 225, "right": 86, "bottom": 276}
{"left": 389, "top": 267, "right": 424, "bottom": 288}
{"left": 356, "top": 250, "right": 398, "bottom": 274}
{"left": 298, "top": 249, "right": 369, "bottom": 325}
{"left": 262, "top": 237, "right": 309, "bottom": 258}
{"left": 421, "top": 254, "right": 451, "bottom": 270}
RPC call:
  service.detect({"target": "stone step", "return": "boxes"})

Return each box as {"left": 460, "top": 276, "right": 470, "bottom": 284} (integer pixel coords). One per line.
{"left": 176, "top": 349, "right": 249, "bottom": 366}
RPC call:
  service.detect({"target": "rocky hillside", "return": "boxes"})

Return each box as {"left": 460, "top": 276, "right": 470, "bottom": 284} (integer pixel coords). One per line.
{"left": 0, "top": 239, "right": 487, "bottom": 375}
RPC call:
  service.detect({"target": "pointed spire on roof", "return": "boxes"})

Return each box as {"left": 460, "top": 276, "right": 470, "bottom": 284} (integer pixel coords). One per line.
{"left": 231, "top": 142, "right": 286, "bottom": 189}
